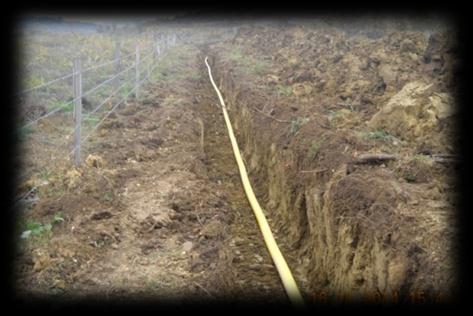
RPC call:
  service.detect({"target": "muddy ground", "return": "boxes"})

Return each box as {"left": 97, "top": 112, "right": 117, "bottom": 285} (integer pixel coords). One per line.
{"left": 14, "top": 22, "right": 459, "bottom": 306}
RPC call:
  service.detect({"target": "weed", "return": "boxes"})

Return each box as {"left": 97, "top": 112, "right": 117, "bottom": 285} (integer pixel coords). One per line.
{"left": 145, "top": 278, "right": 162, "bottom": 291}
{"left": 411, "top": 154, "right": 431, "bottom": 163}
{"left": 276, "top": 84, "right": 292, "bottom": 97}
{"left": 121, "top": 86, "right": 133, "bottom": 98}
{"left": 327, "top": 110, "right": 340, "bottom": 119}
{"left": 307, "top": 138, "right": 325, "bottom": 161}
{"left": 289, "top": 117, "right": 310, "bottom": 136}
{"left": 84, "top": 115, "right": 100, "bottom": 125}
{"left": 53, "top": 213, "right": 65, "bottom": 224}
{"left": 36, "top": 170, "right": 68, "bottom": 198}
{"left": 404, "top": 170, "right": 417, "bottom": 183}
{"left": 252, "top": 60, "right": 270, "bottom": 75}
{"left": 226, "top": 49, "right": 244, "bottom": 62}
{"left": 162, "top": 95, "right": 185, "bottom": 107}
{"left": 15, "top": 126, "right": 34, "bottom": 143}
{"left": 225, "top": 46, "right": 271, "bottom": 76}
{"left": 361, "top": 129, "right": 396, "bottom": 141}
{"left": 23, "top": 74, "right": 44, "bottom": 91}
{"left": 56, "top": 100, "right": 74, "bottom": 113}
{"left": 21, "top": 212, "right": 64, "bottom": 240}
{"left": 328, "top": 109, "right": 355, "bottom": 120}
{"left": 101, "top": 191, "right": 114, "bottom": 203}
{"left": 38, "top": 168, "right": 52, "bottom": 182}
{"left": 25, "top": 219, "right": 52, "bottom": 237}
{"left": 45, "top": 185, "right": 66, "bottom": 198}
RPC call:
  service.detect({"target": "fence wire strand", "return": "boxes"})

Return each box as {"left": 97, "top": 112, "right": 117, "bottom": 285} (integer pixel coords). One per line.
{"left": 17, "top": 71, "right": 74, "bottom": 96}
{"left": 67, "top": 83, "right": 140, "bottom": 158}
{"left": 17, "top": 41, "right": 155, "bottom": 96}
{"left": 20, "top": 48, "right": 156, "bottom": 129}
{"left": 19, "top": 38, "right": 178, "bottom": 165}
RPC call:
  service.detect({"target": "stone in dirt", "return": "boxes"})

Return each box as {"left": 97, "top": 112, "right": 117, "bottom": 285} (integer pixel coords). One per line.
{"left": 182, "top": 241, "right": 193, "bottom": 252}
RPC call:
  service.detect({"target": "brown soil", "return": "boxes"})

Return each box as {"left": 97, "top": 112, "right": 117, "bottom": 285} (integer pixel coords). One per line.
{"left": 212, "top": 24, "right": 458, "bottom": 303}
{"left": 14, "top": 44, "right": 289, "bottom": 304}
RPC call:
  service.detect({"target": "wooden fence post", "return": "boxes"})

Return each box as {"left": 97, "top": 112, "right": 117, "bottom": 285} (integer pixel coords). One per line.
{"left": 147, "top": 42, "right": 151, "bottom": 80}
{"left": 73, "top": 58, "right": 82, "bottom": 167}
{"left": 114, "top": 39, "right": 121, "bottom": 88}
{"left": 135, "top": 44, "right": 140, "bottom": 100}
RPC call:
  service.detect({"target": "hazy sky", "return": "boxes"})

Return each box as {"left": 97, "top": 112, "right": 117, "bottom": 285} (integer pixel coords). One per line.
{"left": 23, "top": 14, "right": 180, "bottom": 25}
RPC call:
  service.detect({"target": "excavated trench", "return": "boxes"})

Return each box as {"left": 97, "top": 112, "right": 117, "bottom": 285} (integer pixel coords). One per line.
{"left": 194, "top": 52, "right": 289, "bottom": 303}
{"left": 199, "top": 49, "right": 456, "bottom": 304}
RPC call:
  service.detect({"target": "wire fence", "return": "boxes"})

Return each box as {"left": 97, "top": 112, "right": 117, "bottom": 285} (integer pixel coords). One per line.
{"left": 16, "top": 33, "right": 178, "bottom": 188}
{"left": 20, "top": 42, "right": 156, "bottom": 128}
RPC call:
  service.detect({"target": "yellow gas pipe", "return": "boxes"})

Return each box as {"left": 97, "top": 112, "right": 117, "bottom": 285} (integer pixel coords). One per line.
{"left": 204, "top": 56, "right": 305, "bottom": 307}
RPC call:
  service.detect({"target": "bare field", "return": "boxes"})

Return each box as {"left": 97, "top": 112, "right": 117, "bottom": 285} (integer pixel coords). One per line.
{"left": 14, "top": 19, "right": 459, "bottom": 305}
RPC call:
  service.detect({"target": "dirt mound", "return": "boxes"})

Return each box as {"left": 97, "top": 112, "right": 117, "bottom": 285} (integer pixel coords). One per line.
{"left": 368, "top": 81, "right": 456, "bottom": 149}
{"left": 214, "top": 22, "right": 458, "bottom": 303}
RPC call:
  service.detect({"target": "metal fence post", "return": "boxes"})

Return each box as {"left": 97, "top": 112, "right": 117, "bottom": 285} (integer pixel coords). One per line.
{"left": 73, "top": 58, "right": 82, "bottom": 167}
{"left": 135, "top": 44, "right": 140, "bottom": 100}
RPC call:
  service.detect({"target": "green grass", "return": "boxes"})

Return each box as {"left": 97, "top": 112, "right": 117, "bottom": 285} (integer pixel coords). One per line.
{"left": 276, "top": 84, "right": 293, "bottom": 97}
{"left": 289, "top": 117, "right": 310, "bottom": 136}
{"left": 223, "top": 46, "right": 271, "bottom": 76}
{"left": 360, "top": 129, "right": 396, "bottom": 141}
{"left": 412, "top": 154, "right": 432, "bottom": 162}
{"left": 38, "top": 168, "right": 52, "bottom": 182}
{"left": 36, "top": 169, "right": 69, "bottom": 198}
{"left": 149, "top": 44, "right": 200, "bottom": 84}
{"left": 121, "top": 85, "right": 134, "bottom": 98}
{"left": 15, "top": 126, "right": 34, "bottom": 143}
{"left": 57, "top": 100, "right": 74, "bottom": 113}
{"left": 21, "top": 213, "right": 64, "bottom": 240}
{"left": 161, "top": 94, "right": 185, "bottom": 107}
{"left": 327, "top": 110, "right": 340, "bottom": 119}
{"left": 226, "top": 49, "right": 245, "bottom": 62}
{"left": 84, "top": 115, "right": 100, "bottom": 125}
{"left": 23, "top": 74, "right": 44, "bottom": 91}
{"left": 101, "top": 191, "right": 114, "bottom": 203}
{"left": 307, "top": 138, "right": 325, "bottom": 161}
{"left": 19, "top": 30, "right": 155, "bottom": 121}
{"left": 43, "top": 185, "right": 66, "bottom": 199}
{"left": 25, "top": 219, "right": 53, "bottom": 236}
{"left": 403, "top": 170, "right": 417, "bottom": 183}
{"left": 251, "top": 60, "right": 270, "bottom": 75}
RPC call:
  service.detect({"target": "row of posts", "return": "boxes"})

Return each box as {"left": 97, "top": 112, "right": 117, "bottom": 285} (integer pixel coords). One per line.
{"left": 72, "top": 33, "right": 176, "bottom": 166}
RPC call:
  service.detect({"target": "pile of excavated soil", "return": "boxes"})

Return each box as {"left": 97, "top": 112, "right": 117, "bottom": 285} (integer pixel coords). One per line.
{"left": 213, "top": 23, "right": 458, "bottom": 303}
